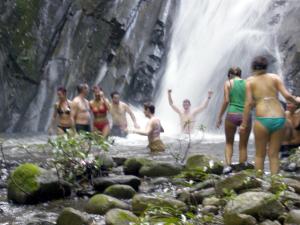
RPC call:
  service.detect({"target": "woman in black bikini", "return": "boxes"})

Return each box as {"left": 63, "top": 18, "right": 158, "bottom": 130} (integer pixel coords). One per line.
{"left": 49, "top": 87, "right": 74, "bottom": 134}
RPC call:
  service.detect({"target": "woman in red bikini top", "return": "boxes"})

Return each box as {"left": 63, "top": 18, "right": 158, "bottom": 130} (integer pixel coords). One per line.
{"left": 90, "top": 86, "right": 110, "bottom": 138}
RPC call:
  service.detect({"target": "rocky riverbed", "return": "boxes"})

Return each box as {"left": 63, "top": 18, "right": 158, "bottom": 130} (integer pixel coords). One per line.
{"left": 0, "top": 133, "right": 299, "bottom": 225}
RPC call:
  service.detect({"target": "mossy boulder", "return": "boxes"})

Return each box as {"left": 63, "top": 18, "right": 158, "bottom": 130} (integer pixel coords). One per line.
{"left": 104, "top": 184, "right": 136, "bottom": 199}
{"left": 139, "top": 161, "right": 182, "bottom": 177}
{"left": 57, "top": 207, "right": 90, "bottom": 225}
{"left": 7, "top": 163, "right": 71, "bottom": 204}
{"left": 215, "top": 172, "right": 261, "bottom": 195}
{"left": 224, "top": 192, "right": 286, "bottom": 225}
{"left": 123, "top": 157, "right": 151, "bottom": 176}
{"left": 85, "top": 194, "right": 129, "bottom": 215}
{"left": 185, "top": 154, "right": 223, "bottom": 174}
{"left": 132, "top": 194, "right": 186, "bottom": 215}
{"left": 105, "top": 208, "right": 139, "bottom": 225}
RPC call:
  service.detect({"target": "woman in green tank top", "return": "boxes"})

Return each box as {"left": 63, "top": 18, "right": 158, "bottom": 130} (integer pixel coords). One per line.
{"left": 216, "top": 67, "right": 252, "bottom": 174}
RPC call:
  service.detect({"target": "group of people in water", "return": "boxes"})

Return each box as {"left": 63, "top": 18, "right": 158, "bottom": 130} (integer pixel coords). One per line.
{"left": 49, "top": 84, "right": 166, "bottom": 152}
{"left": 49, "top": 55, "right": 300, "bottom": 175}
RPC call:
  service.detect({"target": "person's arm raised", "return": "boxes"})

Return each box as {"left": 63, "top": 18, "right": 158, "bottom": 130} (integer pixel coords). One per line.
{"left": 168, "top": 89, "right": 181, "bottom": 114}
{"left": 216, "top": 83, "right": 230, "bottom": 128}
{"left": 192, "top": 90, "right": 213, "bottom": 116}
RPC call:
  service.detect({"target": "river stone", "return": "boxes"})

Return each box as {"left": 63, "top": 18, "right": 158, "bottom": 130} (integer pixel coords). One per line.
{"left": 93, "top": 175, "right": 141, "bottom": 192}
{"left": 123, "top": 157, "right": 151, "bottom": 176}
{"left": 104, "top": 184, "right": 136, "bottom": 199}
{"left": 202, "top": 196, "right": 226, "bottom": 207}
{"left": 227, "top": 214, "right": 257, "bottom": 225}
{"left": 85, "top": 194, "right": 129, "bottom": 215}
{"left": 98, "top": 152, "right": 115, "bottom": 169}
{"left": 224, "top": 192, "right": 286, "bottom": 224}
{"left": 215, "top": 172, "right": 261, "bottom": 195}
{"left": 259, "top": 220, "right": 281, "bottom": 225}
{"left": 139, "top": 161, "right": 182, "bottom": 177}
{"left": 283, "top": 178, "right": 300, "bottom": 194}
{"left": 7, "top": 163, "right": 71, "bottom": 204}
{"left": 132, "top": 194, "right": 186, "bottom": 215}
{"left": 57, "top": 207, "right": 90, "bottom": 225}
{"left": 285, "top": 209, "right": 300, "bottom": 224}
{"left": 105, "top": 208, "right": 139, "bottom": 225}
{"left": 177, "top": 187, "right": 216, "bottom": 205}
{"left": 185, "top": 154, "right": 223, "bottom": 174}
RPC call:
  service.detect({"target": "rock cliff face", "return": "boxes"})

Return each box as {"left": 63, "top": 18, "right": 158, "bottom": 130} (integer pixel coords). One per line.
{"left": 277, "top": 0, "right": 300, "bottom": 94}
{"left": 0, "top": 0, "right": 178, "bottom": 132}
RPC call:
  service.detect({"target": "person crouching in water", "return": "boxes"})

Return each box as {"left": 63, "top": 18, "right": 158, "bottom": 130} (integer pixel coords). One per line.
{"left": 90, "top": 86, "right": 110, "bottom": 138}
{"left": 49, "top": 87, "right": 74, "bottom": 134}
{"left": 280, "top": 100, "right": 300, "bottom": 158}
{"left": 130, "top": 103, "right": 165, "bottom": 152}
{"left": 216, "top": 67, "right": 251, "bottom": 174}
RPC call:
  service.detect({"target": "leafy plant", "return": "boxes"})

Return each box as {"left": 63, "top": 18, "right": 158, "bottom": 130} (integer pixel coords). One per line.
{"left": 168, "top": 124, "right": 206, "bottom": 163}
{"left": 176, "top": 167, "right": 209, "bottom": 182}
{"left": 48, "top": 132, "right": 109, "bottom": 183}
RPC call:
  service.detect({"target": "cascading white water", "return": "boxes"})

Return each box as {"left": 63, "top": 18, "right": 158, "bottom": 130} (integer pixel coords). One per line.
{"left": 156, "top": 0, "right": 286, "bottom": 134}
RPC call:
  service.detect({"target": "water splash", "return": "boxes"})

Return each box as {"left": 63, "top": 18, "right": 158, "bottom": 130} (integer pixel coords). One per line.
{"left": 156, "top": 0, "right": 286, "bottom": 134}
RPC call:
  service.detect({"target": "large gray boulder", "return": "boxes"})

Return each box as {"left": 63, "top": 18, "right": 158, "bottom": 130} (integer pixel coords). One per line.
{"left": 224, "top": 192, "right": 286, "bottom": 225}
{"left": 93, "top": 175, "right": 141, "bottom": 192}
{"left": 105, "top": 208, "right": 139, "bottom": 225}
{"left": 85, "top": 194, "right": 129, "bottom": 215}
{"left": 185, "top": 154, "right": 223, "bottom": 174}
{"left": 7, "top": 163, "right": 71, "bottom": 204}
{"left": 132, "top": 194, "right": 186, "bottom": 215}
{"left": 57, "top": 208, "right": 91, "bottom": 225}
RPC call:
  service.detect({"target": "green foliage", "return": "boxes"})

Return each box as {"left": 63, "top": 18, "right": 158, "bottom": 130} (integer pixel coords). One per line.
{"left": 269, "top": 174, "right": 288, "bottom": 200}
{"left": 9, "top": 163, "right": 41, "bottom": 193}
{"left": 133, "top": 204, "right": 222, "bottom": 225}
{"left": 222, "top": 188, "right": 237, "bottom": 201}
{"left": 48, "top": 132, "right": 109, "bottom": 183}
{"left": 169, "top": 124, "right": 206, "bottom": 163}
{"left": 176, "top": 168, "right": 209, "bottom": 182}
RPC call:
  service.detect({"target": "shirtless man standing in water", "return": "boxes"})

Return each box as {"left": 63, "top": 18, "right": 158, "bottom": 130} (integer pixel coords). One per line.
{"left": 168, "top": 89, "right": 213, "bottom": 133}
{"left": 72, "top": 83, "right": 92, "bottom": 132}
{"left": 131, "top": 103, "right": 165, "bottom": 152}
{"left": 110, "top": 91, "right": 140, "bottom": 137}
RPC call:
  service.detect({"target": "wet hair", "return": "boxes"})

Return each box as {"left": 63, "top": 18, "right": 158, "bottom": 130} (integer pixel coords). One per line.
{"left": 144, "top": 102, "right": 155, "bottom": 114}
{"left": 57, "top": 86, "right": 67, "bottom": 95}
{"left": 183, "top": 99, "right": 191, "bottom": 105}
{"left": 111, "top": 91, "right": 120, "bottom": 98}
{"left": 227, "top": 67, "right": 242, "bottom": 78}
{"left": 92, "top": 85, "right": 103, "bottom": 92}
{"left": 252, "top": 56, "right": 268, "bottom": 71}
{"left": 77, "top": 83, "right": 88, "bottom": 93}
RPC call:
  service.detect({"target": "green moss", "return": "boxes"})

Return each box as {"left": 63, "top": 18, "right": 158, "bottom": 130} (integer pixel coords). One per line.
{"left": 9, "top": 163, "right": 41, "bottom": 193}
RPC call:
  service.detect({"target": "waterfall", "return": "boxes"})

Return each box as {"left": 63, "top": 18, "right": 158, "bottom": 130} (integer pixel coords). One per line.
{"left": 156, "top": 0, "right": 286, "bottom": 134}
